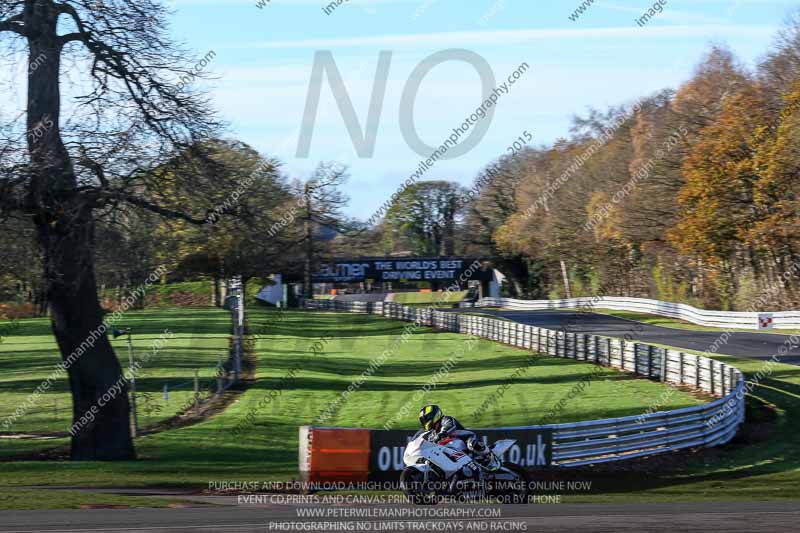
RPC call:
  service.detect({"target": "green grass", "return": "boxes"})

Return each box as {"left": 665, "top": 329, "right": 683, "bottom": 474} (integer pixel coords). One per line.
{"left": 1, "top": 308, "right": 799, "bottom": 507}
{"left": 0, "top": 308, "right": 697, "bottom": 490}
{"left": 146, "top": 281, "right": 212, "bottom": 299}
{"left": 564, "top": 351, "right": 800, "bottom": 503}
{"left": 594, "top": 308, "right": 800, "bottom": 335}
{"left": 392, "top": 290, "right": 468, "bottom": 305}
{"left": 0, "top": 308, "right": 229, "bottom": 434}
{"left": 0, "top": 489, "right": 180, "bottom": 510}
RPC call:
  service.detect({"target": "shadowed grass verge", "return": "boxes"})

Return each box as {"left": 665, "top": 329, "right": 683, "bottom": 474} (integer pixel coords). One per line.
{"left": 1, "top": 308, "right": 796, "bottom": 507}
{"left": 0, "top": 308, "right": 230, "bottom": 435}
{"left": 0, "top": 308, "right": 697, "bottom": 494}
{"left": 0, "top": 488, "right": 188, "bottom": 510}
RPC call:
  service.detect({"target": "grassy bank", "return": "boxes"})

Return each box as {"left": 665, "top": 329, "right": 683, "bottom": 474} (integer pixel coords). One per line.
{"left": 392, "top": 290, "right": 468, "bottom": 306}
{"left": 564, "top": 351, "right": 800, "bottom": 503}
{"left": 2, "top": 307, "right": 798, "bottom": 508}
{"left": 0, "top": 308, "right": 229, "bottom": 435}
{"left": 0, "top": 308, "right": 696, "bottom": 496}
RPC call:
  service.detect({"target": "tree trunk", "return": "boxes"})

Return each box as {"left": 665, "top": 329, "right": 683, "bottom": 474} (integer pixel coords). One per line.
{"left": 34, "top": 286, "right": 48, "bottom": 317}
{"left": 443, "top": 217, "right": 455, "bottom": 256}
{"left": 38, "top": 210, "right": 135, "bottom": 460}
{"left": 26, "top": 2, "right": 134, "bottom": 460}
{"left": 303, "top": 186, "right": 314, "bottom": 298}
{"left": 212, "top": 276, "right": 221, "bottom": 307}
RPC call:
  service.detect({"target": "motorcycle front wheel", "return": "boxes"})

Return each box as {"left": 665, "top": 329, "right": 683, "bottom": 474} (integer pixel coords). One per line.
{"left": 399, "top": 467, "right": 440, "bottom": 505}
{"left": 491, "top": 462, "right": 530, "bottom": 504}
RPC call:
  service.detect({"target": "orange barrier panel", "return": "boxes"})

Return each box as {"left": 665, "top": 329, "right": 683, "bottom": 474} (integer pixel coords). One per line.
{"left": 306, "top": 428, "right": 370, "bottom": 483}
{"left": 419, "top": 289, "right": 432, "bottom": 293}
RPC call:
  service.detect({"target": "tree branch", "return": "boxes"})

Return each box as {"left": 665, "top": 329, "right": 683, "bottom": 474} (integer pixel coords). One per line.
{"left": 58, "top": 32, "right": 84, "bottom": 45}
{"left": 0, "top": 15, "right": 26, "bottom": 36}
{"left": 55, "top": 3, "right": 89, "bottom": 46}
{"left": 109, "top": 193, "right": 209, "bottom": 225}
{"left": 76, "top": 148, "right": 109, "bottom": 188}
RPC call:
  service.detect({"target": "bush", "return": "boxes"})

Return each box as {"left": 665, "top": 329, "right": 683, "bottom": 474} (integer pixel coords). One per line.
{"left": 0, "top": 302, "right": 36, "bottom": 320}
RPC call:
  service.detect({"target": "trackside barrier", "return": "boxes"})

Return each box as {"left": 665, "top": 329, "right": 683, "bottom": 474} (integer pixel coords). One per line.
{"left": 226, "top": 277, "right": 245, "bottom": 383}
{"left": 462, "top": 296, "right": 800, "bottom": 330}
{"left": 300, "top": 425, "right": 553, "bottom": 482}
{"left": 302, "top": 300, "right": 745, "bottom": 470}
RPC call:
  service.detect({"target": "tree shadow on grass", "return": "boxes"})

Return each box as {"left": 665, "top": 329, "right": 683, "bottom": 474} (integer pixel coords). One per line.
{"left": 253, "top": 354, "right": 601, "bottom": 378}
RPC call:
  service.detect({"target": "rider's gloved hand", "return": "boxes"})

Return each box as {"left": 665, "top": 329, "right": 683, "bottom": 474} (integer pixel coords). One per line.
{"left": 467, "top": 436, "right": 489, "bottom": 460}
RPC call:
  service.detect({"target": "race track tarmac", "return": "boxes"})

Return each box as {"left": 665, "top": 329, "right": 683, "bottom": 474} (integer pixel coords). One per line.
{"left": 0, "top": 501, "right": 799, "bottom": 532}
{"left": 446, "top": 309, "right": 800, "bottom": 366}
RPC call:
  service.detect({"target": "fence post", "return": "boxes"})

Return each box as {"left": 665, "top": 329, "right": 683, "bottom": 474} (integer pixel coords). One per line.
{"left": 194, "top": 369, "right": 200, "bottom": 412}
{"left": 695, "top": 354, "right": 701, "bottom": 389}
{"left": 721, "top": 364, "right": 727, "bottom": 396}
{"left": 710, "top": 360, "right": 715, "bottom": 396}
{"left": 217, "top": 353, "right": 224, "bottom": 393}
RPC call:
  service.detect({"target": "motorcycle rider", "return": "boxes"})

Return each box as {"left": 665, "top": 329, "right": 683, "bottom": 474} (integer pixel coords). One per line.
{"left": 418, "top": 404, "right": 490, "bottom": 465}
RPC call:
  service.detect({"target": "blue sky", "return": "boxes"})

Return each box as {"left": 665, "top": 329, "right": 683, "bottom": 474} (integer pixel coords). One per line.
{"left": 168, "top": 0, "right": 794, "bottom": 219}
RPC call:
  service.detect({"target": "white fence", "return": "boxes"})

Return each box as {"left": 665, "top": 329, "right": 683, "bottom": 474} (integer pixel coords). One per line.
{"left": 226, "top": 277, "right": 245, "bottom": 383}
{"left": 463, "top": 296, "right": 800, "bottom": 330}
{"left": 305, "top": 299, "right": 745, "bottom": 467}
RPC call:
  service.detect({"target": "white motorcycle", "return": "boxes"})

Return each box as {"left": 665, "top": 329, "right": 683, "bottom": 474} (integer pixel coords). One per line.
{"left": 399, "top": 429, "right": 530, "bottom": 504}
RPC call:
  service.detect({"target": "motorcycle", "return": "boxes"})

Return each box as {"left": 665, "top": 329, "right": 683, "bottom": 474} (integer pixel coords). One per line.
{"left": 399, "top": 429, "right": 530, "bottom": 504}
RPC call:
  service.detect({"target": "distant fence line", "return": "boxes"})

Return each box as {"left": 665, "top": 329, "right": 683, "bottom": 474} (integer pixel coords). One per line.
{"left": 462, "top": 296, "right": 800, "bottom": 331}
{"left": 305, "top": 299, "right": 745, "bottom": 467}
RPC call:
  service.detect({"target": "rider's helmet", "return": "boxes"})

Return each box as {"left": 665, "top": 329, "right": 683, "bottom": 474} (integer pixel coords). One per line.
{"left": 419, "top": 404, "right": 444, "bottom": 431}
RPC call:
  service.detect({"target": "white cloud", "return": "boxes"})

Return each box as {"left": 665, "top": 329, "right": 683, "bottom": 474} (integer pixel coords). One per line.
{"left": 236, "top": 25, "right": 776, "bottom": 50}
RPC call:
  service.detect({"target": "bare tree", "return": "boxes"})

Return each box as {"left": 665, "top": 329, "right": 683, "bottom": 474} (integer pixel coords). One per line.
{"left": 0, "top": 0, "right": 219, "bottom": 459}
{"left": 299, "top": 162, "right": 350, "bottom": 297}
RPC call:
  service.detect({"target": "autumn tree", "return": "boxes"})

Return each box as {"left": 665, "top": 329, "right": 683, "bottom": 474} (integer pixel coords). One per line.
{"left": 668, "top": 84, "right": 771, "bottom": 308}
{"left": 464, "top": 151, "right": 540, "bottom": 296}
{"left": 747, "top": 81, "right": 800, "bottom": 305}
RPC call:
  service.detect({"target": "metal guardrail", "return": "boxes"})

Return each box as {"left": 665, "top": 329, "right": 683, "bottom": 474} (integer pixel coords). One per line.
{"left": 227, "top": 277, "right": 245, "bottom": 383}
{"left": 463, "top": 296, "right": 800, "bottom": 330}
{"left": 305, "top": 299, "right": 745, "bottom": 467}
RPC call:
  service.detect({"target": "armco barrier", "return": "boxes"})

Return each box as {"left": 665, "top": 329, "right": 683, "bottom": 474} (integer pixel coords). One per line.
{"left": 301, "top": 300, "right": 745, "bottom": 475}
{"left": 300, "top": 425, "right": 553, "bottom": 482}
{"left": 463, "top": 296, "right": 800, "bottom": 330}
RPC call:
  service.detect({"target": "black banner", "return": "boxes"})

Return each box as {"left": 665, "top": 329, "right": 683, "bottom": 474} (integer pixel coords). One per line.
{"left": 368, "top": 427, "right": 553, "bottom": 479}
{"left": 312, "top": 257, "right": 491, "bottom": 284}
